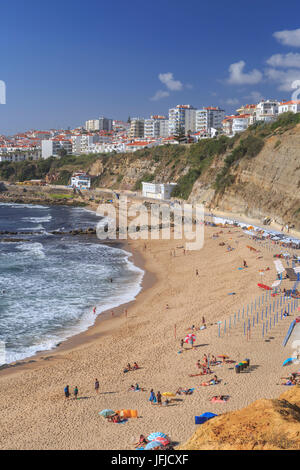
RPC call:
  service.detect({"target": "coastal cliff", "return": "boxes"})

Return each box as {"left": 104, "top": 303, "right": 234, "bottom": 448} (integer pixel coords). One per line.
{"left": 179, "top": 387, "right": 300, "bottom": 450}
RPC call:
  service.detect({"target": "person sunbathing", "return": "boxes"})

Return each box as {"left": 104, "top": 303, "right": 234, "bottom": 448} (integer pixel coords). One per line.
{"left": 133, "top": 362, "right": 140, "bottom": 370}
{"left": 134, "top": 435, "right": 148, "bottom": 448}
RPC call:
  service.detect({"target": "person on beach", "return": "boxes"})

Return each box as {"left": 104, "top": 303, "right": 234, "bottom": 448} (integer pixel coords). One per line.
{"left": 243, "top": 260, "right": 248, "bottom": 268}
{"left": 196, "top": 269, "right": 199, "bottom": 276}
{"left": 180, "top": 339, "right": 184, "bottom": 349}
{"left": 74, "top": 386, "right": 79, "bottom": 399}
{"left": 64, "top": 385, "right": 70, "bottom": 399}
{"left": 157, "top": 391, "right": 162, "bottom": 406}
{"left": 93, "top": 306, "right": 97, "bottom": 315}
{"left": 149, "top": 389, "right": 156, "bottom": 404}
{"left": 127, "top": 363, "right": 132, "bottom": 371}
{"left": 133, "top": 362, "right": 139, "bottom": 370}
{"left": 134, "top": 435, "right": 148, "bottom": 448}
{"left": 95, "top": 379, "right": 99, "bottom": 394}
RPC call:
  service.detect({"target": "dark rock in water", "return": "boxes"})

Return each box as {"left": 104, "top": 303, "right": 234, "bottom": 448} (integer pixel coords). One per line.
{"left": 1, "top": 238, "right": 30, "bottom": 243}
{"left": 0, "top": 363, "right": 9, "bottom": 371}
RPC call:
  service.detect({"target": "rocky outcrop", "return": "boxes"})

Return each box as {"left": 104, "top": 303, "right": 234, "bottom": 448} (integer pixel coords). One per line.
{"left": 179, "top": 387, "right": 300, "bottom": 450}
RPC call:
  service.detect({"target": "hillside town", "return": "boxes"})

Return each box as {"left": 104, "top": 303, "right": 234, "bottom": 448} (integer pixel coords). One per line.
{"left": 1, "top": 99, "right": 300, "bottom": 163}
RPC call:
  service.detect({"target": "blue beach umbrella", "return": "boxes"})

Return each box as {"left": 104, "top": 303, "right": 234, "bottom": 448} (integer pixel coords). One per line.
{"left": 148, "top": 432, "right": 168, "bottom": 441}
{"left": 145, "top": 441, "right": 164, "bottom": 450}
{"left": 282, "top": 358, "right": 296, "bottom": 367}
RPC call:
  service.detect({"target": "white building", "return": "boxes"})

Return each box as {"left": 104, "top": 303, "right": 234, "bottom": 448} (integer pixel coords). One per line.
{"left": 168, "top": 105, "right": 197, "bottom": 135}
{"left": 42, "top": 139, "right": 72, "bottom": 159}
{"left": 142, "top": 182, "right": 177, "bottom": 200}
{"left": 232, "top": 114, "right": 250, "bottom": 134}
{"left": 255, "top": 100, "right": 279, "bottom": 122}
{"left": 278, "top": 100, "right": 300, "bottom": 114}
{"left": 144, "top": 116, "right": 169, "bottom": 138}
{"left": 195, "top": 107, "right": 225, "bottom": 133}
{"left": 70, "top": 172, "right": 91, "bottom": 189}
{"left": 0, "top": 151, "right": 41, "bottom": 163}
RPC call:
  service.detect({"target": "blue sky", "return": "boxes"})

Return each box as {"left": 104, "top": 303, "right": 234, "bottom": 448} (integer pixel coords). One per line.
{"left": 1, "top": 0, "right": 300, "bottom": 134}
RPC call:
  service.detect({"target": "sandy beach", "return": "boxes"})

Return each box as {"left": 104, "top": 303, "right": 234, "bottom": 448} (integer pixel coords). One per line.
{"left": 0, "top": 216, "right": 299, "bottom": 450}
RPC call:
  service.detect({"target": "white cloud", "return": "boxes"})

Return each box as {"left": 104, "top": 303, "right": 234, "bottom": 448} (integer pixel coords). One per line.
{"left": 227, "top": 60, "right": 263, "bottom": 85}
{"left": 273, "top": 28, "right": 300, "bottom": 47}
{"left": 266, "top": 52, "right": 300, "bottom": 68}
{"left": 246, "top": 91, "right": 264, "bottom": 103}
{"left": 265, "top": 68, "right": 300, "bottom": 91}
{"left": 150, "top": 90, "right": 170, "bottom": 101}
{"left": 158, "top": 72, "right": 183, "bottom": 91}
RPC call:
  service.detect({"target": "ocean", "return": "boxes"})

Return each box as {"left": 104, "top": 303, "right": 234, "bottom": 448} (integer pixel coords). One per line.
{"left": 0, "top": 202, "right": 144, "bottom": 364}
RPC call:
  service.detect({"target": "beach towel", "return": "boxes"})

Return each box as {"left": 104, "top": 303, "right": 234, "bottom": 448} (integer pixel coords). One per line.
{"left": 210, "top": 396, "right": 229, "bottom": 403}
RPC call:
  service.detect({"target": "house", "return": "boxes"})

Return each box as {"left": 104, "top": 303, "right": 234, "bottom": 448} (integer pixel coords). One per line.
{"left": 142, "top": 182, "right": 177, "bottom": 200}
{"left": 70, "top": 172, "right": 91, "bottom": 189}
{"left": 278, "top": 100, "right": 300, "bottom": 114}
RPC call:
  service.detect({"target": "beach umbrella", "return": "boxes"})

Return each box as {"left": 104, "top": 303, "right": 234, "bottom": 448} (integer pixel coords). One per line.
{"left": 184, "top": 333, "right": 196, "bottom": 344}
{"left": 145, "top": 441, "right": 165, "bottom": 450}
{"left": 282, "top": 358, "right": 297, "bottom": 367}
{"left": 162, "top": 392, "right": 176, "bottom": 398}
{"left": 99, "top": 409, "right": 115, "bottom": 418}
{"left": 147, "top": 432, "right": 168, "bottom": 441}
{"left": 155, "top": 436, "right": 170, "bottom": 446}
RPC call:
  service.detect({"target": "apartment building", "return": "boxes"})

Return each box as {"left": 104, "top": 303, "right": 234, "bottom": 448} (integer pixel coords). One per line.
{"left": 128, "top": 118, "right": 145, "bottom": 139}
{"left": 144, "top": 115, "right": 169, "bottom": 138}
{"left": 255, "top": 100, "right": 279, "bottom": 122}
{"left": 195, "top": 107, "right": 225, "bottom": 133}
{"left": 85, "top": 117, "right": 113, "bottom": 132}
{"left": 232, "top": 114, "right": 251, "bottom": 134}
{"left": 42, "top": 139, "right": 72, "bottom": 159}
{"left": 278, "top": 100, "right": 300, "bottom": 114}
{"left": 168, "top": 105, "right": 197, "bottom": 135}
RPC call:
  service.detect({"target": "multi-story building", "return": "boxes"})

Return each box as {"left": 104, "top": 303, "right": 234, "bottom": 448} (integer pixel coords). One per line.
{"left": 85, "top": 117, "right": 113, "bottom": 132}
{"left": 128, "top": 118, "right": 145, "bottom": 139}
{"left": 42, "top": 139, "right": 72, "bottom": 159}
{"left": 255, "top": 100, "right": 279, "bottom": 122}
{"left": 195, "top": 107, "right": 225, "bottom": 133}
{"left": 168, "top": 105, "right": 197, "bottom": 135}
{"left": 0, "top": 150, "right": 41, "bottom": 163}
{"left": 232, "top": 114, "right": 251, "bottom": 134}
{"left": 278, "top": 100, "right": 300, "bottom": 114}
{"left": 144, "top": 115, "right": 169, "bottom": 138}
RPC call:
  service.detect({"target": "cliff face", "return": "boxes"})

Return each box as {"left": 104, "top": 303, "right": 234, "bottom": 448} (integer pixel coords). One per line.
{"left": 204, "top": 125, "right": 300, "bottom": 226}
{"left": 179, "top": 387, "right": 300, "bottom": 450}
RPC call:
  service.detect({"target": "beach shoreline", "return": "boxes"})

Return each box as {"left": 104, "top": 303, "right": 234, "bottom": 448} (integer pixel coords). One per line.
{"left": 0, "top": 200, "right": 299, "bottom": 449}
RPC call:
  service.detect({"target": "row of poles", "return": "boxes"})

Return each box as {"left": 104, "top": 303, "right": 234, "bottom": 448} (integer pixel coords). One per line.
{"left": 218, "top": 292, "right": 299, "bottom": 339}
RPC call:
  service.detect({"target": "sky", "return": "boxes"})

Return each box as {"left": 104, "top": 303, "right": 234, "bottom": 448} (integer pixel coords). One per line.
{"left": 1, "top": 0, "right": 300, "bottom": 134}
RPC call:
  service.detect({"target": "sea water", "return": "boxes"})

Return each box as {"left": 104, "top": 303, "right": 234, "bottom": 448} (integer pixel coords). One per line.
{"left": 0, "top": 203, "right": 143, "bottom": 364}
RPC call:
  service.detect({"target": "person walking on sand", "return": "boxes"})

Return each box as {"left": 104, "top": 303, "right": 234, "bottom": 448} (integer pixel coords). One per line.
{"left": 180, "top": 339, "right": 184, "bottom": 350}
{"left": 157, "top": 391, "right": 162, "bottom": 406}
{"left": 64, "top": 385, "right": 70, "bottom": 399}
{"left": 196, "top": 269, "right": 199, "bottom": 276}
{"left": 95, "top": 379, "right": 99, "bottom": 394}
{"left": 149, "top": 389, "right": 156, "bottom": 404}
{"left": 74, "top": 386, "right": 79, "bottom": 399}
